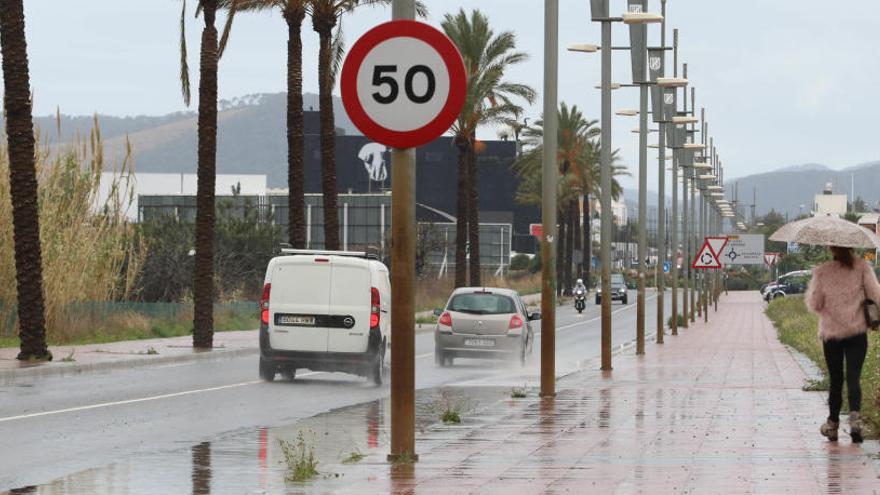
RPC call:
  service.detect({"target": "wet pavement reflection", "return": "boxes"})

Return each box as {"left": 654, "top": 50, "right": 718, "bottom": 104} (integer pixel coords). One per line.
{"left": 6, "top": 386, "right": 508, "bottom": 494}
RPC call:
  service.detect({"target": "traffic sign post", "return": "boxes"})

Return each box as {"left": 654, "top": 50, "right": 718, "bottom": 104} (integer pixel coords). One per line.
{"left": 342, "top": 7, "right": 467, "bottom": 462}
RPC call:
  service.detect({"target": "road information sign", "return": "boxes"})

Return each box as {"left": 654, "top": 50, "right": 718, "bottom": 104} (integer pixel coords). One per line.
{"left": 341, "top": 20, "right": 467, "bottom": 149}
{"left": 692, "top": 237, "right": 728, "bottom": 270}
{"left": 719, "top": 234, "right": 765, "bottom": 266}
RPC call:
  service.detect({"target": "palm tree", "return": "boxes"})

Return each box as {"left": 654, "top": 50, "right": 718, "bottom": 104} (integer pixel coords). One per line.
{"left": 442, "top": 9, "right": 535, "bottom": 287}
{"left": 179, "top": 0, "right": 239, "bottom": 348}
{"left": 0, "top": 0, "right": 50, "bottom": 361}
{"left": 514, "top": 103, "right": 628, "bottom": 292}
{"left": 218, "top": 1, "right": 309, "bottom": 248}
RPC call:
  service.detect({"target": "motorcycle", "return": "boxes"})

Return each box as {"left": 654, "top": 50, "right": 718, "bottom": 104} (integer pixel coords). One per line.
{"left": 574, "top": 289, "right": 586, "bottom": 313}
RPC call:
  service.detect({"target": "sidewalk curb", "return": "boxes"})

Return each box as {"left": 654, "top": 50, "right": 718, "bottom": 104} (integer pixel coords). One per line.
{"left": 0, "top": 346, "right": 259, "bottom": 381}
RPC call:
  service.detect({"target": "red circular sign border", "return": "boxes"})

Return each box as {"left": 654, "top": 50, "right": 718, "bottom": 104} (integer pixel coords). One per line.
{"left": 341, "top": 20, "right": 466, "bottom": 150}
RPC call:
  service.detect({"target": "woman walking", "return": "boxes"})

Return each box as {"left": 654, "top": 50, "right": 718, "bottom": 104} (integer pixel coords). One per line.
{"left": 806, "top": 246, "right": 880, "bottom": 443}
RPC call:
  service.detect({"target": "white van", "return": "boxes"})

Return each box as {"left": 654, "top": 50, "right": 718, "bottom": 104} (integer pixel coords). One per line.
{"left": 258, "top": 249, "right": 391, "bottom": 385}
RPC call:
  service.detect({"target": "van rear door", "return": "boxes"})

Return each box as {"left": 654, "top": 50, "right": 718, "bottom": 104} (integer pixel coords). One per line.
{"left": 326, "top": 257, "right": 372, "bottom": 353}
{"left": 269, "top": 256, "right": 331, "bottom": 352}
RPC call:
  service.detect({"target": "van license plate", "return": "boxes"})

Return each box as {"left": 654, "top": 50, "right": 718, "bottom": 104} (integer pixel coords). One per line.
{"left": 278, "top": 315, "right": 316, "bottom": 326}
{"left": 464, "top": 338, "right": 495, "bottom": 347}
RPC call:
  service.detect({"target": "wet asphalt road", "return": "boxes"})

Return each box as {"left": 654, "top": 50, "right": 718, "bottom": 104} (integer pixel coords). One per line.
{"left": 0, "top": 289, "right": 676, "bottom": 491}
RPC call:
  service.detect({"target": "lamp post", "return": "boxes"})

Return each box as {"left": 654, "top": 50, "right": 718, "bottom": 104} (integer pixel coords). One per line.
{"left": 540, "top": 0, "right": 558, "bottom": 398}
{"left": 587, "top": 0, "right": 661, "bottom": 369}
{"left": 655, "top": 0, "right": 667, "bottom": 344}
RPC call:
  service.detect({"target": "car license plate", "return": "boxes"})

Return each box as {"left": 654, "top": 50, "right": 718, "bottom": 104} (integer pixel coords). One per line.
{"left": 464, "top": 338, "right": 495, "bottom": 348}
{"left": 278, "top": 315, "right": 316, "bottom": 326}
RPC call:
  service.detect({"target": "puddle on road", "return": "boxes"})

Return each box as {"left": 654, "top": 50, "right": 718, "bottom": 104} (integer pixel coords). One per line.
{"left": 7, "top": 386, "right": 512, "bottom": 494}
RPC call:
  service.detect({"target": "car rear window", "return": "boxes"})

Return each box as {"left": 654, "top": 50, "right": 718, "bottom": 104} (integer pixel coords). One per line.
{"left": 448, "top": 293, "right": 516, "bottom": 315}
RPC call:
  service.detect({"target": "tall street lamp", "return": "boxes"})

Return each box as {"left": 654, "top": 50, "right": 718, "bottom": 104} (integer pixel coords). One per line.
{"left": 588, "top": 0, "right": 662, "bottom": 370}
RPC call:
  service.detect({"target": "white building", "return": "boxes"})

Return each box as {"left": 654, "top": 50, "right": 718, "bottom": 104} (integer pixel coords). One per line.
{"left": 813, "top": 182, "right": 847, "bottom": 217}
{"left": 97, "top": 172, "right": 268, "bottom": 221}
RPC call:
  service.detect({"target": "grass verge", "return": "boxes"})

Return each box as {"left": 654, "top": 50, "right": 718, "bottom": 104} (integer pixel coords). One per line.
{"left": 0, "top": 306, "right": 255, "bottom": 348}
{"left": 766, "top": 297, "right": 880, "bottom": 437}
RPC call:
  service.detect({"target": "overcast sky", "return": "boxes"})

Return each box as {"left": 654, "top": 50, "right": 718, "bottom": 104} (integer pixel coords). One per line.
{"left": 8, "top": 0, "right": 879, "bottom": 190}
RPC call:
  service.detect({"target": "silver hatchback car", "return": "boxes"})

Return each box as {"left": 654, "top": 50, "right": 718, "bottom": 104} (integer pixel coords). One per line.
{"left": 433, "top": 287, "right": 539, "bottom": 366}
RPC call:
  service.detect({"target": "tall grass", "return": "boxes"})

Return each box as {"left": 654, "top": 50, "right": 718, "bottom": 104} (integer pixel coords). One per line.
{"left": 0, "top": 118, "right": 144, "bottom": 342}
{"left": 415, "top": 272, "right": 541, "bottom": 312}
{"left": 766, "top": 297, "right": 880, "bottom": 437}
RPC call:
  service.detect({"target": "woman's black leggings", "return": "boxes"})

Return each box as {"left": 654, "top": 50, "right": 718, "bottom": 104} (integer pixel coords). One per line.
{"left": 822, "top": 333, "right": 868, "bottom": 422}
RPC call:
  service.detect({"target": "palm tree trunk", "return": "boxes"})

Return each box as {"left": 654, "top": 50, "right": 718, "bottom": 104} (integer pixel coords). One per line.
{"left": 454, "top": 138, "right": 468, "bottom": 288}
{"left": 556, "top": 206, "right": 566, "bottom": 297}
{"left": 467, "top": 141, "right": 481, "bottom": 286}
{"left": 564, "top": 200, "right": 575, "bottom": 294}
{"left": 0, "top": 0, "right": 50, "bottom": 361}
{"left": 583, "top": 194, "right": 592, "bottom": 290}
{"left": 574, "top": 197, "right": 583, "bottom": 280}
{"left": 315, "top": 20, "right": 339, "bottom": 250}
{"left": 285, "top": 7, "right": 306, "bottom": 248}
{"left": 192, "top": 0, "right": 219, "bottom": 349}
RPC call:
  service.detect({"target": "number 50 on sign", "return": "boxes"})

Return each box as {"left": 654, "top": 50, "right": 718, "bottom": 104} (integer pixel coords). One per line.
{"left": 341, "top": 20, "right": 467, "bottom": 149}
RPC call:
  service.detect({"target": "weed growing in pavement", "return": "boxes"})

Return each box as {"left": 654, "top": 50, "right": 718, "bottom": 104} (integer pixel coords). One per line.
{"left": 667, "top": 313, "right": 687, "bottom": 329}
{"left": 341, "top": 449, "right": 366, "bottom": 464}
{"left": 803, "top": 377, "right": 829, "bottom": 392}
{"left": 60, "top": 349, "right": 76, "bottom": 362}
{"left": 767, "top": 297, "right": 880, "bottom": 438}
{"left": 279, "top": 431, "right": 319, "bottom": 482}
{"left": 390, "top": 450, "right": 417, "bottom": 465}
{"left": 137, "top": 346, "right": 159, "bottom": 355}
{"left": 429, "top": 388, "right": 473, "bottom": 425}
{"left": 510, "top": 384, "right": 529, "bottom": 399}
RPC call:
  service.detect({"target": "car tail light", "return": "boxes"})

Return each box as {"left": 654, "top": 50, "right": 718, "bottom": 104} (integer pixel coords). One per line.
{"left": 260, "top": 283, "right": 271, "bottom": 325}
{"left": 438, "top": 311, "right": 452, "bottom": 327}
{"left": 370, "top": 287, "right": 380, "bottom": 328}
{"left": 509, "top": 314, "right": 524, "bottom": 330}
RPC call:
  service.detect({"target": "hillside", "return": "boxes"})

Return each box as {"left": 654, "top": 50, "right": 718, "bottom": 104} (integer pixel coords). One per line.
{"left": 725, "top": 162, "right": 880, "bottom": 218}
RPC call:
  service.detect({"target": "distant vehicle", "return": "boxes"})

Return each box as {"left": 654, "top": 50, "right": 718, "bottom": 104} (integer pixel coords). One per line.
{"left": 258, "top": 249, "right": 391, "bottom": 385}
{"left": 573, "top": 287, "right": 587, "bottom": 313}
{"left": 596, "top": 273, "right": 628, "bottom": 305}
{"left": 433, "top": 287, "right": 538, "bottom": 367}
{"left": 766, "top": 270, "right": 812, "bottom": 301}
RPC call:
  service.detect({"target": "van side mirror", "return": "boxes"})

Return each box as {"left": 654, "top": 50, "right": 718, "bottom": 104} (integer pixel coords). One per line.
{"left": 433, "top": 308, "right": 443, "bottom": 317}
{"left": 528, "top": 312, "right": 541, "bottom": 321}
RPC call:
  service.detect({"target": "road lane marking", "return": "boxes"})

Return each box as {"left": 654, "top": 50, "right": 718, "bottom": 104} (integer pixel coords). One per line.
{"left": 0, "top": 371, "right": 322, "bottom": 424}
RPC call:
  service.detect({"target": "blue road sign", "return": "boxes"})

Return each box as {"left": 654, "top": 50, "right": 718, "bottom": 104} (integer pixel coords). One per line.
{"left": 663, "top": 261, "right": 670, "bottom": 273}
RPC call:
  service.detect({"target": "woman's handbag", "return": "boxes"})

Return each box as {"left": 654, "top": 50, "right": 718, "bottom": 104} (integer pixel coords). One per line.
{"left": 862, "top": 298, "right": 880, "bottom": 331}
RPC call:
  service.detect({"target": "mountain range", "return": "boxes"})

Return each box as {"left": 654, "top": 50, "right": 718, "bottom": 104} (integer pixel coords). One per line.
{"left": 4, "top": 91, "right": 878, "bottom": 219}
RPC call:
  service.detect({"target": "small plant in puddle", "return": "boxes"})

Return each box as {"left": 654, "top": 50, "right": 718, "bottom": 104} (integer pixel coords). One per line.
{"left": 510, "top": 384, "right": 528, "bottom": 399}
{"left": 430, "top": 388, "right": 472, "bottom": 425}
{"left": 342, "top": 449, "right": 366, "bottom": 464}
{"left": 279, "top": 431, "right": 319, "bottom": 482}
{"left": 61, "top": 349, "right": 76, "bottom": 362}
{"left": 137, "top": 347, "right": 159, "bottom": 355}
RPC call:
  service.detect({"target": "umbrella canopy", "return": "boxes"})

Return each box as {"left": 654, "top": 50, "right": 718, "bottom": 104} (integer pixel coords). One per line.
{"left": 769, "top": 214, "right": 880, "bottom": 249}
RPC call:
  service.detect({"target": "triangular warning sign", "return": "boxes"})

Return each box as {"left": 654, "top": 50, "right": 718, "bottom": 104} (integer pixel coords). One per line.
{"left": 764, "top": 252, "right": 780, "bottom": 268}
{"left": 706, "top": 237, "right": 729, "bottom": 258}
{"left": 692, "top": 241, "right": 722, "bottom": 269}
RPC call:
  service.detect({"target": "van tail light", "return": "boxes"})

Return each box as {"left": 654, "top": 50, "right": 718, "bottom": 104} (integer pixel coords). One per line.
{"left": 438, "top": 311, "right": 453, "bottom": 327}
{"left": 370, "top": 287, "right": 380, "bottom": 328}
{"left": 260, "top": 283, "right": 271, "bottom": 325}
{"left": 508, "top": 314, "right": 524, "bottom": 330}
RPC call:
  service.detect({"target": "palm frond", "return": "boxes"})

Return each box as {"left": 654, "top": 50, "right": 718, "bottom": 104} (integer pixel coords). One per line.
{"left": 218, "top": 0, "right": 240, "bottom": 59}
{"left": 179, "top": 0, "right": 192, "bottom": 106}
{"left": 329, "top": 20, "right": 346, "bottom": 88}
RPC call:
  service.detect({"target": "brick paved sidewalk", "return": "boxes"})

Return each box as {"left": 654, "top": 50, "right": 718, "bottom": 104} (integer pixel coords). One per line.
{"left": 329, "top": 292, "right": 879, "bottom": 494}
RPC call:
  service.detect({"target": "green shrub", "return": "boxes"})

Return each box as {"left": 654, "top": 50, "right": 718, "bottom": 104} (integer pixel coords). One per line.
{"left": 510, "top": 254, "right": 531, "bottom": 271}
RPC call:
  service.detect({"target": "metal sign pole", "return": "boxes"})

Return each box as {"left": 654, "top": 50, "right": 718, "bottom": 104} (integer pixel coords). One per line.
{"left": 388, "top": 0, "right": 417, "bottom": 463}
{"left": 540, "top": 0, "right": 559, "bottom": 397}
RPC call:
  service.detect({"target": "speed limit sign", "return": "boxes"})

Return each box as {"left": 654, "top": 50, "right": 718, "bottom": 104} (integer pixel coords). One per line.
{"left": 341, "top": 20, "right": 467, "bottom": 149}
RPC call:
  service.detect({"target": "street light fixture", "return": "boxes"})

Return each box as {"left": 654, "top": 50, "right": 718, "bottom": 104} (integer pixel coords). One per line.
{"left": 672, "top": 116, "right": 699, "bottom": 124}
{"left": 622, "top": 11, "right": 663, "bottom": 24}
{"left": 567, "top": 43, "right": 600, "bottom": 53}
{"left": 656, "top": 77, "right": 688, "bottom": 87}
{"left": 617, "top": 109, "right": 639, "bottom": 116}
{"left": 595, "top": 83, "right": 623, "bottom": 90}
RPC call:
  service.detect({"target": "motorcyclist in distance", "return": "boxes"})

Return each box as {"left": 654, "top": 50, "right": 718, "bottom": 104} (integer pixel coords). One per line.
{"left": 574, "top": 278, "right": 587, "bottom": 295}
